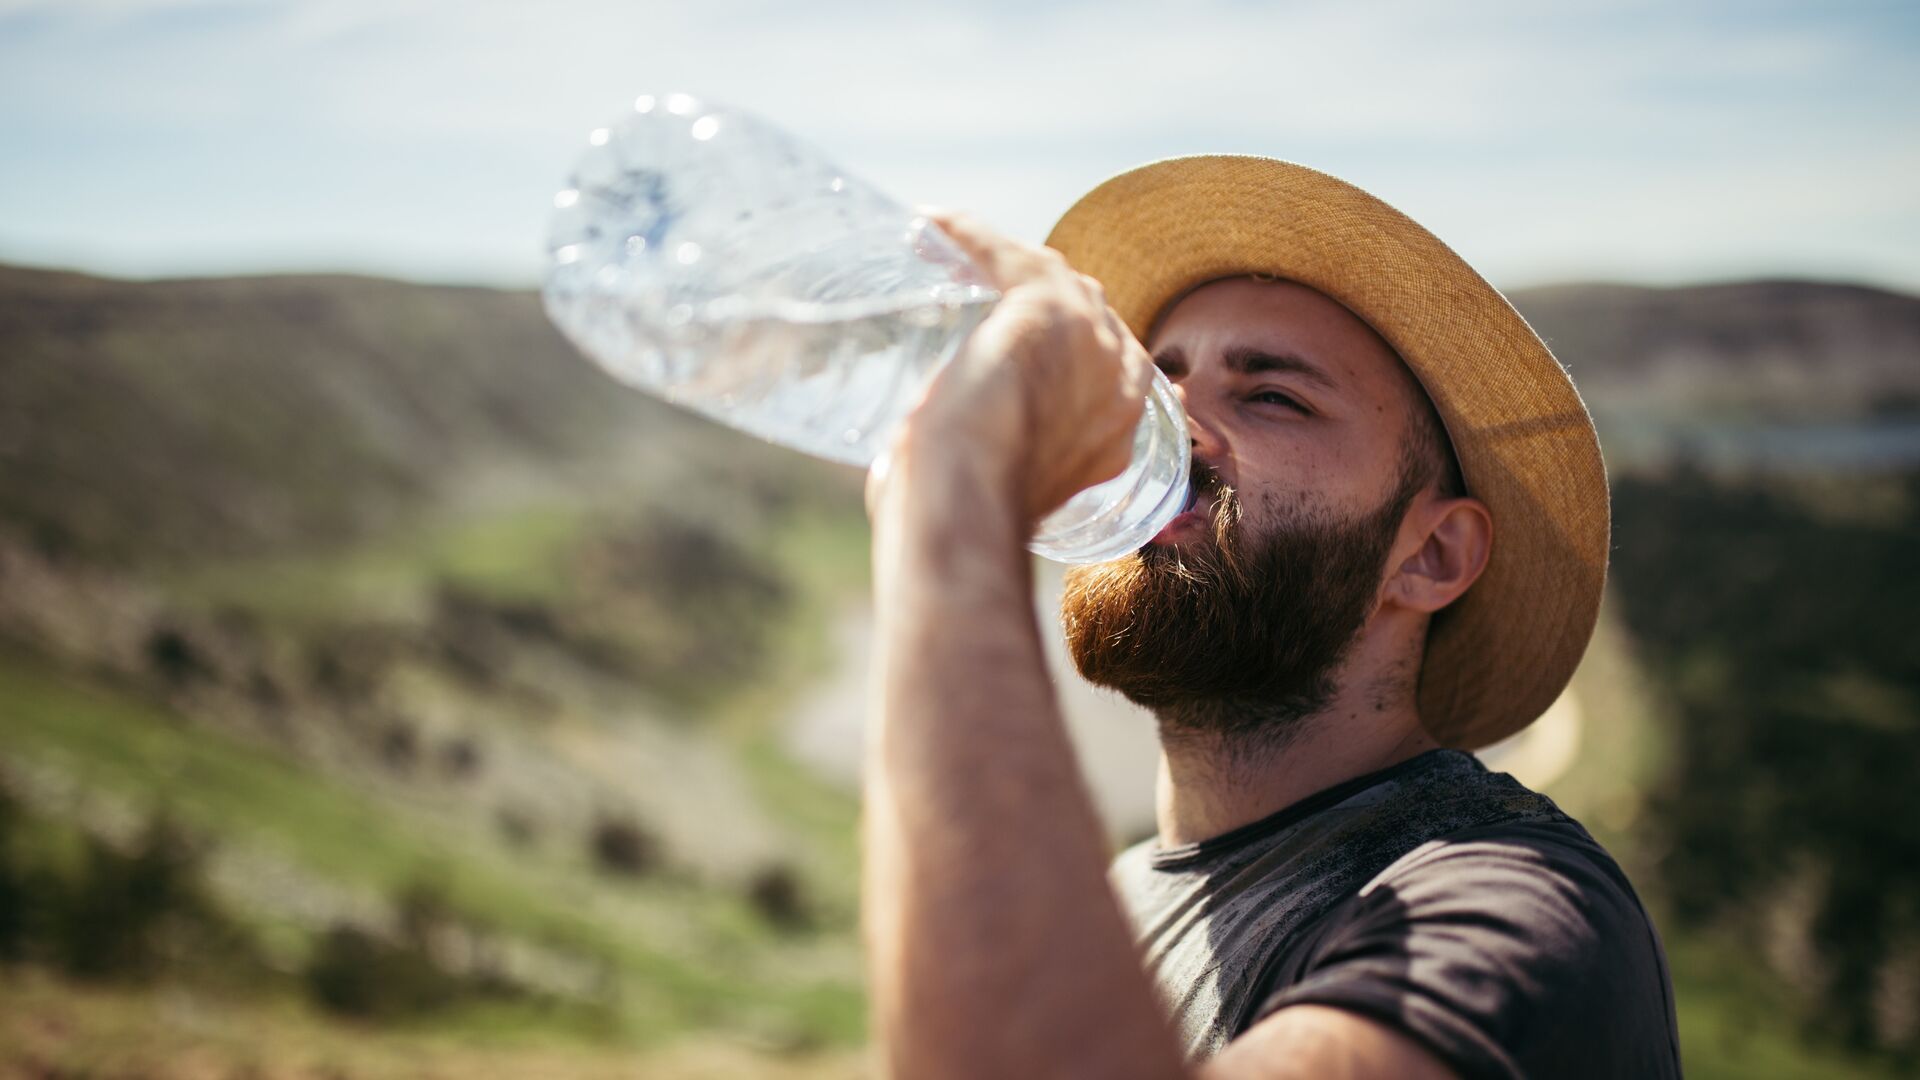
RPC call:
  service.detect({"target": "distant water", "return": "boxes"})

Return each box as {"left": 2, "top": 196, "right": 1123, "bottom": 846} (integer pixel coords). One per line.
{"left": 1597, "top": 417, "right": 1920, "bottom": 472}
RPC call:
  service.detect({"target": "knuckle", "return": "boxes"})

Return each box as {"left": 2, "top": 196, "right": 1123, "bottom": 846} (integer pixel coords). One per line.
{"left": 1028, "top": 292, "right": 1072, "bottom": 324}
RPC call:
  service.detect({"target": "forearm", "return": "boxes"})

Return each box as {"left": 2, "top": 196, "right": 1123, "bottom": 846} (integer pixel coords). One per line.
{"left": 863, "top": 440, "right": 1184, "bottom": 1080}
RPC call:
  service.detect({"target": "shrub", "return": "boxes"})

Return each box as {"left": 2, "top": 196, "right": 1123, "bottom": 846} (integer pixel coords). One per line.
{"left": 305, "top": 879, "right": 517, "bottom": 1020}
{"left": 55, "top": 812, "right": 211, "bottom": 980}
{"left": 746, "top": 864, "right": 810, "bottom": 931}
{"left": 0, "top": 783, "right": 25, "bottom": 961}
{"left": 305, "top": 923, "right": 460, "bottom": 1018}
{"left": 589, "top": 816, "right": 659, "bottom": 878}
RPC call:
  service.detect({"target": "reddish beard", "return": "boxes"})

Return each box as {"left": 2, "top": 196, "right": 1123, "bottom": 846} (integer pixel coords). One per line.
{"left": 1059, "top": 464, "right": 1414, "bottom": 747}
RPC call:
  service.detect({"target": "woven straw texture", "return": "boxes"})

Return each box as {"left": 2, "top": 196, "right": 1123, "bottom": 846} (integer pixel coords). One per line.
{"left": 1045, "top": 155, "right": 1609, "bottom": 750}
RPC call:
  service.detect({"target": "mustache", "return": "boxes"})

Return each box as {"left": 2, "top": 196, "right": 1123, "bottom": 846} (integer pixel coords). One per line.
{"left": 1191, "top": 459, "right": 1228, "bottom": 502}
{"left": 1143, "top": 460, "right": 1246, "bottom": 580}
{"left": 1193, "top": 461, "right": 1243, "bottom": 539}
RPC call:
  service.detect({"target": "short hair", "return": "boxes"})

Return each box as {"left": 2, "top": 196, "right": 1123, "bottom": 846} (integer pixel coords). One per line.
{"left": 1402, "top": 378, "right": 1466, "bottom": 501}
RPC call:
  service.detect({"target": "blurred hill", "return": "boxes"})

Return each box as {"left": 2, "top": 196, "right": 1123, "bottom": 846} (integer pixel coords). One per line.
{"left": 1511, "top": 281, "right": 1920, "bottom": 1072}
{"left": 0, "top": 265, "right": 805, "bottom": 566}
{"left": 1512, "top": 280, "right": 1920, "bottom": 424}
{"left": 0, "top": 264, "right": 874, "bottom": 1075}
{"left": 0, "top": 264, "right": 1914, "bottom": 1077}
{"left": 5, "top": 269, "right": 1915, "bottom": 572}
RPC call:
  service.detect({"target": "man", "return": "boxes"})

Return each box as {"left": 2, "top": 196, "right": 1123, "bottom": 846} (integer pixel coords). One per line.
{"left": 861, "top": 156, "right": 1681, "bottom": 1079}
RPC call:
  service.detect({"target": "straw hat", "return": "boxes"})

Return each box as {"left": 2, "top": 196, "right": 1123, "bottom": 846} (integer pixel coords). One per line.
{"left": 1045, "top": 155, "right": 1609, "bottom": 751}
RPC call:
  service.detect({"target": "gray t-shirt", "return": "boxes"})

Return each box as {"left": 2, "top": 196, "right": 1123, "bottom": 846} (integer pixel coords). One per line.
{"left": 1109, "top": 749, "right": 1681, "bottom": 1079}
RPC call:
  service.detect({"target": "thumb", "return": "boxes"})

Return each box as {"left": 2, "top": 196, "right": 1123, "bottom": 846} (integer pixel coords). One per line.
{"left": 922, "top": 209, "right": 1056, "bottom": 288}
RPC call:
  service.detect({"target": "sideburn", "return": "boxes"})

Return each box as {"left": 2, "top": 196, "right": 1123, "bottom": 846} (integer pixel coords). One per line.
{"left": 1059, "top": 471, "right": 1414, "bottom": 747}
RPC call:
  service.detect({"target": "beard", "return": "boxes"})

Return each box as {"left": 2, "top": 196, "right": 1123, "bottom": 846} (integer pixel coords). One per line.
{"left": 1059, "top": 462, "right": 1414, "bottom": 752}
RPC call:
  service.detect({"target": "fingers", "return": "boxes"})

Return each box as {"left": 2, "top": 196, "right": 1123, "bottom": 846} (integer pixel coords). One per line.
{"left": 921, "top": 211, "right": 1125, "bottom": 336}
{"left": 924, "top": 209, "right": 1071, "bottom": 290}
{"left": 1078, "top": 272, "right": 1108, "bottom": 305}
{"left": 915, "top": 208, "right": 1151, "bottom": 515}
{"left": 1118, "top": 336, "right": 1155, "bottom": 403}
{"left": 1093, "top": 289, "right": 1155, "bottom": 405}
{"left": 1074, "top": 387, "right": 1146, "bottom": 493}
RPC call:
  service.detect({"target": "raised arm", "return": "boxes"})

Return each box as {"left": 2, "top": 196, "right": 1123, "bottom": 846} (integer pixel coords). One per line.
{"left": 860, "top": 212, "right": 1458, "bottom": 1080}
{"left": 862, "top": 211, "right": 1178, "bottom": 1080}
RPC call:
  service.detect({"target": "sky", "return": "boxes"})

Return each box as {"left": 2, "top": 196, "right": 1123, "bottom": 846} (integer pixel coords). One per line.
{"left": 1, "top": 0, "right": 1916, "bottom": 292}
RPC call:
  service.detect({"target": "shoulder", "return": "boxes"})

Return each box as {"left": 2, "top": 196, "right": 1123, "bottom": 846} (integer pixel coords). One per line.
{"left": 1251, "top": 818, "right": 1681, "bottom": 1080}
{"left": 1370, "top": 818, "right": 1657, "bottom": 952}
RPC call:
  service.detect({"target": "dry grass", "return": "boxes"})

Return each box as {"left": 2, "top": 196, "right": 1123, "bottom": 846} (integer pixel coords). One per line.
{"left": 0, "top": 970, "right": 867, "bottom": 1080}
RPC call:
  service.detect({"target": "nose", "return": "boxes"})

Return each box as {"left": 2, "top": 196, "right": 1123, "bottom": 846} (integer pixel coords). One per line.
{"left": 1173, "top": 381, "right": 1229, "bottom": 463}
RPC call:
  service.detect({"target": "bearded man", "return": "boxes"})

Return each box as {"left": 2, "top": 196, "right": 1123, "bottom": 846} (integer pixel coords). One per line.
{"left": 861, "top": 157, "right": 1681, "bottom": 1079}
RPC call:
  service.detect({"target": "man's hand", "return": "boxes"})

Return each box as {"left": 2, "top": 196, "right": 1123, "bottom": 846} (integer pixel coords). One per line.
{"left": 868, "top": 210, "right": 1154, "bottom": 531}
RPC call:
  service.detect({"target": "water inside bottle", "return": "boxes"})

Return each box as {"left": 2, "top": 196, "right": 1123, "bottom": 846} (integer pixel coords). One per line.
{"left": 546, "top": 95, "right": 1192, "bottom": 562}
{"left": 561, "top": 289, "right": 997, "bottom": 467}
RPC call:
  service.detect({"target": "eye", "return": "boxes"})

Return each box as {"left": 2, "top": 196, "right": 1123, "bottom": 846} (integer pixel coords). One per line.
{"left": 1249, "top": 389, "right": 1308, "bottom": 413}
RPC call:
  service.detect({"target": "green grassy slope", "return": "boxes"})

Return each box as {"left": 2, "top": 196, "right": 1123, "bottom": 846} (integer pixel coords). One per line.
{"left": 4, "top": 264, "right": 1914, "bottom": 1076}
{"left": 0, "top": 264, "right": 850, "bottom": 566}
{"left": 0, "top": 263, "right": 875, "bottom": 1071}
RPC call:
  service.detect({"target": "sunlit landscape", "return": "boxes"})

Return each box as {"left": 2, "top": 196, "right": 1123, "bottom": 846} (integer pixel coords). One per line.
{"left": 2, "top": 2, "right": 1916, "bottom": 1076}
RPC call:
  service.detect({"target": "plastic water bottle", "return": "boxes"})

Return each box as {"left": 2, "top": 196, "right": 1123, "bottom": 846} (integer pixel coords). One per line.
{"left": 542, "top": 94, "right": 1190, "bottom": 564}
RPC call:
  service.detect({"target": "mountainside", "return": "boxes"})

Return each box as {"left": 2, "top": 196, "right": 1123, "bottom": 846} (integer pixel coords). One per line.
{"left": 1, "top": 265, "right": 1914, "bottom": 1076}
{"left": 5, "top": 267, "right": 1914, "bottom": 574}
{"left": 0, "top": 264, "right": 875, "bottom": 1071}
{"left": 0, "top": 265, "right": 782, "bottom": 566}
{"left": 1509, "top": 279, "right": 1920, "bottom": 423}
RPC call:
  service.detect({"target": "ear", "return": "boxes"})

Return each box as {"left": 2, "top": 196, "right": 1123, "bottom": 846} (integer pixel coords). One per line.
{"left": 1383, "top": 495, "right": 1492, "bottom": 615}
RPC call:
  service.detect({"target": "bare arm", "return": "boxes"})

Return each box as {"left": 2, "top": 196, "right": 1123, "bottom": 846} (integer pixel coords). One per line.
{"left": 862, "top": 211, "right": 1180, "bottom": 1079}
{"left": 1203, "top": 1006, "right": 1459, "bottom": 1080}
{"left": 861, "top": 212, "right": 1458, "bottom": 1080}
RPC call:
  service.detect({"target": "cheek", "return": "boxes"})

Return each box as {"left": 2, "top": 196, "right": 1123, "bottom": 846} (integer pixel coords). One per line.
{"left": 1237, "top": 443, "right": 1382, "bottom": 533}
{"left": 1231, "top": 396, "right": 1399, "bottom": 506}
{"left": 1242, "top": 481, "right": 1331, "bottom": 535}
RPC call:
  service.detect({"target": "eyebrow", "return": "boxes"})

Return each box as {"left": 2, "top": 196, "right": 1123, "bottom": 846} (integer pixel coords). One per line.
{"left": 1153, "top": 344, "right": 1340, "bottom": 392}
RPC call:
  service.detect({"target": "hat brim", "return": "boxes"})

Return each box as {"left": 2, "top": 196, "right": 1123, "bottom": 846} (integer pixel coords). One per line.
{"left": 1045, "top": 155, "right": 1609, "bottom": 750}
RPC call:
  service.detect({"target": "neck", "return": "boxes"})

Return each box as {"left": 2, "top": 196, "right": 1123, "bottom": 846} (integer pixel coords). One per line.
{"left": 1151, "top": 622, "right": 1441, "bottom": 847}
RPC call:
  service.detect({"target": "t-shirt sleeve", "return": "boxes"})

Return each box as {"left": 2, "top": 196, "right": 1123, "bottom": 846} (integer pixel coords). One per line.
{"left": 1246, "top": 822, "right": 1680, "bottom": 1080}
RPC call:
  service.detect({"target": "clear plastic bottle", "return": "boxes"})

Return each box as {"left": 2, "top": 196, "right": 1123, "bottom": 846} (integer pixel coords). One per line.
{"left": 543, "top": 93, "right": 1189, "bottom": 564}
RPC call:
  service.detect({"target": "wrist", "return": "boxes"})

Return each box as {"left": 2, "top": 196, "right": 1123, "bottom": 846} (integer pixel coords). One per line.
{"left": 876, "top": 419, "right": 1029, "bottom": 531}
{"left": 868, "top": 424, "right": 1035, "bottom": 654}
